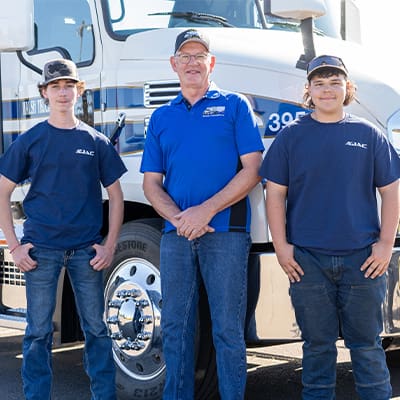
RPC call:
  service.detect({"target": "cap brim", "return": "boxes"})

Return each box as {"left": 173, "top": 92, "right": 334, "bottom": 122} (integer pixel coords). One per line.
{"left": 307, "top": 65, "right": 347, "bottom": 79}
{"left": 42, "top": 76, "right": 80, "bottom": 85}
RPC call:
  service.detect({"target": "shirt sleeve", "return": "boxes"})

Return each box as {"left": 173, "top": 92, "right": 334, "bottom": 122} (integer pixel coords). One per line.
{"left": 234, "top": 95, "right": 265, "bottom": 156}
{"left": 374, "top": 130, "right": 400, "bottom": 187}
{"left": 259, "top": 127, "right": 290, "bottom": 186}
{"left": 0, "top": 136, "right": 30, "bottom": 184}
{"left": 98, "top": 138, "right": 127, "bottom": 188}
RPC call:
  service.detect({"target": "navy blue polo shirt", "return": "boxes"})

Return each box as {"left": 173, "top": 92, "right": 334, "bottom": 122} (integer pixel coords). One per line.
{"left": 140, "top": 82, "right": 264, "bottom": 233}
{"left": 260, "top": 113, "right": 400, "bottom": 253}
{"left": 0, "top": 121, "right": 127, "bottom": 250}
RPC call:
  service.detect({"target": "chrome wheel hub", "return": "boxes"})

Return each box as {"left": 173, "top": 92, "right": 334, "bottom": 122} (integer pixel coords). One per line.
{"left": 105, "top": 258, "right": 164, "bottom": 380}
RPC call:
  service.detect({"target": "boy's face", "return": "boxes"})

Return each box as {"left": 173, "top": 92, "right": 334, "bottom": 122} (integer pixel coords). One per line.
{"left": 307, "top": 73, "right": 347, "bottom": 114}
{"left": 42, "top": 79, "right": 79, "bottom": 111}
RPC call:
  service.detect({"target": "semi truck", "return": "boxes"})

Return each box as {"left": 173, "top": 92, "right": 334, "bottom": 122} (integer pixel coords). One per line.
{"left": 0, "top": 0, "right": 399, "bottom": 399}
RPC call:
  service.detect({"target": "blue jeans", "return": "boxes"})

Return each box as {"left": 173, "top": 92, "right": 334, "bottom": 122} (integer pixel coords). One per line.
{"left": 291, "top": 246, "right": 392, "bottom": 400}
{"left": 22, "top": 246, "right": 116, "bottom": 400}
{"left": 160, "top": 232, "right": 251, "bottom": 400}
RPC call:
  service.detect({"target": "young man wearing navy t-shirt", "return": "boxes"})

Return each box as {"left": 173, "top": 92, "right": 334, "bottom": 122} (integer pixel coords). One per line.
{"left": 260, "top": 55, "right": 400, "bottom": 400}
{"left": 140, "top": 29, "right": 264, "bottom": 399}
{"left": 0, "top": 59, "right": 127, "bottom": 400}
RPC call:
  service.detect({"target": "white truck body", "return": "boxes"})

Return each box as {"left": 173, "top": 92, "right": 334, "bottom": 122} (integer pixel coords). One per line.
{"left": 0, "top": 1, "right": 399, "bottom": 398}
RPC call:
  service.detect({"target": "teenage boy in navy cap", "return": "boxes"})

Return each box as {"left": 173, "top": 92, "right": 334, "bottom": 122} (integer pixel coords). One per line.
{"left": 260, "top": 54, "right": 400, "bottom": 399}
{"left": 141, "top": 29, "right": 264, "bottom": 399}
{"left": 0, "top": 59, "right": 127, "bottom": 400}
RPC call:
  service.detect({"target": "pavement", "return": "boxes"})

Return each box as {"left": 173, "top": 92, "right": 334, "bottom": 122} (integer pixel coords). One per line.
{"left": 0, "top": 327, "right": 24, "bottom": 338}
{"left": 1, "top": 327, "right": 400, "bottom": 400}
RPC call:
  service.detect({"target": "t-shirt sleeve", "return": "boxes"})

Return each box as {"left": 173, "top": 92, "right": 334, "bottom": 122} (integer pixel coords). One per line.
{"left": 98, "top": 139, "right": 127, "bottom": 188}
{"left": 0, "top": 137, "right": 30, "bottom": 184}
{"left": 259, "top": 128, "right": 289, "bottom": 186}
{"left": 234, "top": 95, "right": 264, "bottom": 155}
{"left": 374, "top": 130, "right": 400, "bottom": 187}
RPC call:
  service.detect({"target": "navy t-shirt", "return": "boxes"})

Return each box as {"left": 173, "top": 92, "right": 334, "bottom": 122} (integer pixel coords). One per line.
{"left": 0, "top": 120, "right": 127, "bottom": 250}
{"left": 260, "top": 113, "right": 400, "bottom": 253}
{"left": 140, "top": 82, "right": 264, "bottom": 233}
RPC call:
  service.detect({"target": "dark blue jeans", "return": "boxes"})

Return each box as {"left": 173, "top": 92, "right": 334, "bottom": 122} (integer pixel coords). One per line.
{"left": 23, "top": 246, "right": 116, "bottom": 400}
{"left": 160, "top": 231, "right": 251, "bottom": 400}
{"left": 291, "top": 246, "right": 392, "bottom": 400}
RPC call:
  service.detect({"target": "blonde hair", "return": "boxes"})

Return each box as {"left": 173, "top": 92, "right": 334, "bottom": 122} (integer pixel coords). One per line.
{"left": 302, "top": 69, "right": 356, "bottom": 109}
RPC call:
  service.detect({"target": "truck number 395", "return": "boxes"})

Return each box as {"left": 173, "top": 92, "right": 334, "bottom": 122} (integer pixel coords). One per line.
{"left": 267, "top": 111, "right": 307, "bottom": 133}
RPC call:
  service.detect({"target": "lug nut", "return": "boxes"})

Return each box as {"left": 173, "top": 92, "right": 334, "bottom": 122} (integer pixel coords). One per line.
{"left": 137, "top": 331, "right": 152, "bottom": 341}
{"left": 108, "top": 299, "right": 123, "bottom": 308}
{"left": 111, "top": 332, "right": 123, "bottom": 340}
{"left": 139, "top": 315, "right": 153, "bottom": 324}
{"left": 107, "top": 316, "right": 119, "bottom": 324}
{"left": 120, "top": 340, "right": 145, "bottom": 351}
{"left": 136, "top": 299, "right": 149, "bottom": 308}
{"left": 116, "top": 288, "right": 142, "bottom": 298}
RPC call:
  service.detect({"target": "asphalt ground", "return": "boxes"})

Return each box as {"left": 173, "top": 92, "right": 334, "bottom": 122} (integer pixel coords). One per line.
{"left": 1, "top": 328, "right": 399, "bottom": 400}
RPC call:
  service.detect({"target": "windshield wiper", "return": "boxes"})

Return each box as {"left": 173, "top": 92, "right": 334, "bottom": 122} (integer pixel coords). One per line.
{"left": 149, "top": 12, "right": 234, "bottom": 27}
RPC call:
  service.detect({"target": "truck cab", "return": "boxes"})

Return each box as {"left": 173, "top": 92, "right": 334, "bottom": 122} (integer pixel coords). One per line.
{"left": 0, "top": 1, "right": 399, "bottom": 399}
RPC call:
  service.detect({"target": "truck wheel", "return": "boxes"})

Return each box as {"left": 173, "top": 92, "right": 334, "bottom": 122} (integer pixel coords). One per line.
{"left": 103, "top": 220, "right": 218, "bottom": 400}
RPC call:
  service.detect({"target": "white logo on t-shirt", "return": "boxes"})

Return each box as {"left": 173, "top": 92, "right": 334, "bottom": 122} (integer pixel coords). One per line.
{"left": 203, "top": 106, "right": 225, "bottom": 117}
{"left": 76, "top": 149, "right": 95, "bottom": 156}
{"left": 345, "top": 141, "right": 367, "bottom": 149}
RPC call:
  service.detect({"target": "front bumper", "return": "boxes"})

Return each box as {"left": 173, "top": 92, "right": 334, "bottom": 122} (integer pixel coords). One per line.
{"left": 383, "top": 248, "right": 400, "bottom": 335}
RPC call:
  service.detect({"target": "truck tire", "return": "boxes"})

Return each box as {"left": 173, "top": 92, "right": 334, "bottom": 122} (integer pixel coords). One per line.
{"left": 103, "top": 220, "right": 218, "bottom": 400}
{"left": 383, "top": 337, "right": 400, "bottom": 368}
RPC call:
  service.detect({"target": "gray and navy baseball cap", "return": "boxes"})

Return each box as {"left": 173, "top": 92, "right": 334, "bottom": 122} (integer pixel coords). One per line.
{"left": 306, "top": 55, "right": 348, "bottom": 80}
{"left": 174, "top": 29, "right": 210, "bottom": 54}
{"left": 41, "top": 59, "right": 80, "bottom": 85}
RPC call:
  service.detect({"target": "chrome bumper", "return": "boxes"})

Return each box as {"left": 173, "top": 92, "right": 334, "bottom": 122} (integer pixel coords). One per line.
{"left": 383, "top": 248, "right": 400, "bottom": 335}
{"left": 246, "top": 248, "right": 400, "bottom": 342}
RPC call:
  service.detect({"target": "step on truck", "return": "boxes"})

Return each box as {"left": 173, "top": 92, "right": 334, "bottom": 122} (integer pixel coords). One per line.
{"left": 0, "top": 0, "right": 399, "bottom": 399}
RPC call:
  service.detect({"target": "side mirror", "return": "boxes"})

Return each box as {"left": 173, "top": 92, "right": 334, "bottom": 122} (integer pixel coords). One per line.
{"left": 265, "top": 0, "right": 326, "bottom": 20}
{"left": 0, "top": 0, "right": 34, "bottom": 51}
{"left": 264, "top": 0, "right": 327, "bottom": 70}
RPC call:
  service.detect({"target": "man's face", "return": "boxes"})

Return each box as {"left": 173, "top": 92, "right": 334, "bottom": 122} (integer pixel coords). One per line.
{"left": 42, "top": 79, "right": 79, "bottom": 111}
{"left": 170, "top": 42, "right": 215, "bottom": 90}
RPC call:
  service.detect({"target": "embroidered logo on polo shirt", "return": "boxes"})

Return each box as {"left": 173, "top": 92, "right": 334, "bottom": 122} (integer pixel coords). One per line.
{"left": 345, "top": 141, "right": 367, "bottom": 149}
{"left": 76, "top": 148, "right": 95, "bottom": 156}
{"left": 203, "top": 106, "right": 225, "bottom": 117}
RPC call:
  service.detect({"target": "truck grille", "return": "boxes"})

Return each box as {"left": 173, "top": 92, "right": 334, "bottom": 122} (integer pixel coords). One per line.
{"left": 0, "top": 265, "right": 25, "bottom": 286}
{"left": 0, "top": 249, "right": 25, "bottom": 286}
{"left": 144, "top": 80, "right": 180, "bottom": 107}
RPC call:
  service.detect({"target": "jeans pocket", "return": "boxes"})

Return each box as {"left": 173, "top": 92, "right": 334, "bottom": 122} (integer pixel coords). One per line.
{"left": 292, "top": 245, "right": 303, "bottom": 264}
{"left": 82, "top": 245, "right": 96, "bottom": 257}
{"left": 27, "top": 246, "right": 38, "bottom": 261}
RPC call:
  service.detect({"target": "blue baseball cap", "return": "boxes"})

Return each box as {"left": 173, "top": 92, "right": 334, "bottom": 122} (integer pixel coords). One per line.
{"left": 307, "top": 55, "right": 348, "bottom": 79}
{"left": 174, "top": 29, "right": 210, "bottom": 54}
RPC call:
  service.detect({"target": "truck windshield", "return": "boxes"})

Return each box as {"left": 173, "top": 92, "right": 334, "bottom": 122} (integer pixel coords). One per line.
{"left": 104, "top": 0, "right": 341, "bottom": 39}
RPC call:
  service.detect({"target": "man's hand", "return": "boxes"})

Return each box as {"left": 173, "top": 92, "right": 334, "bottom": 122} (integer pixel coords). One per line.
{"left": 90, "top": 243, "right": 115, "bottom": 271}
{"left": 360, "top": 241, "right": 393, "bottom": 279}
{"left": 175, "top": 205, "right": 215, "bottom": 240}
{"left": 12, "top": 243, "right": 37, "bottom": 272}
{"left": 275, "top": 243, "right": 304, "bottom": 283}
